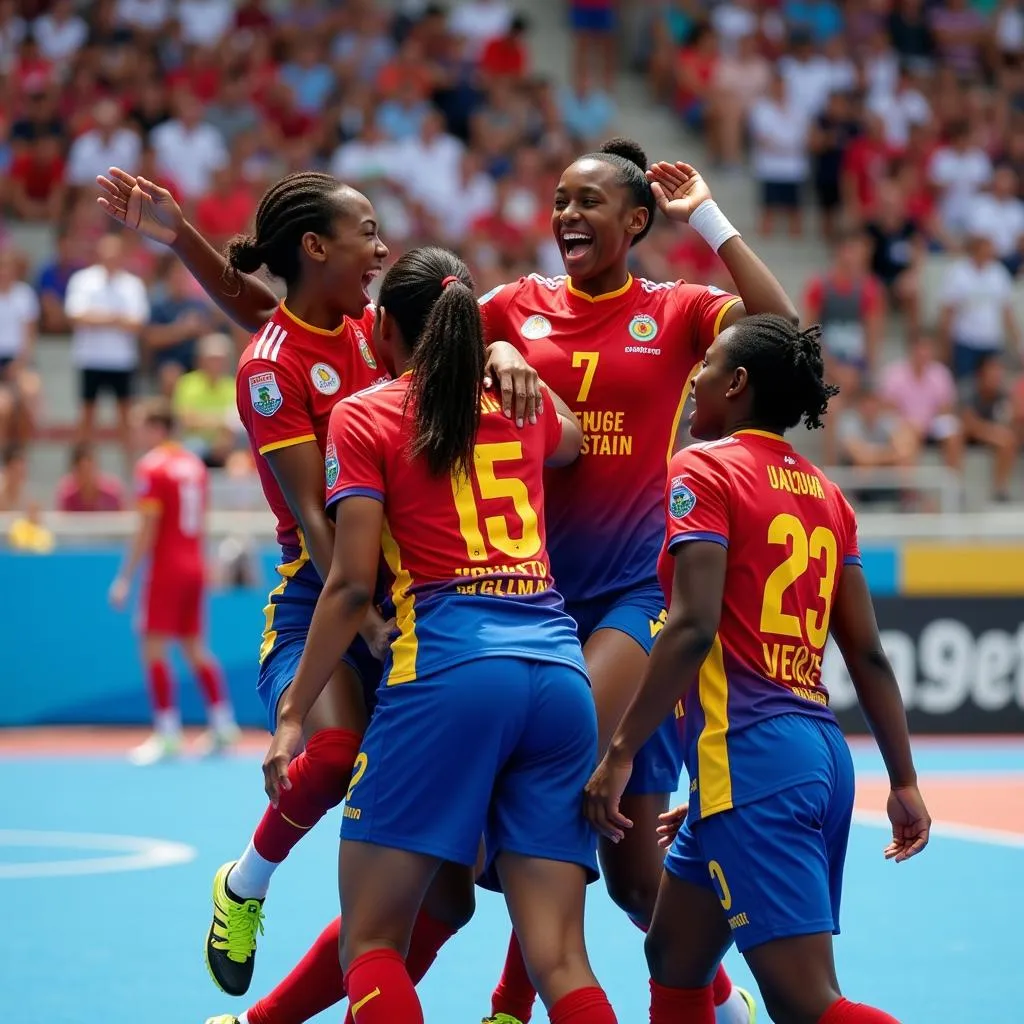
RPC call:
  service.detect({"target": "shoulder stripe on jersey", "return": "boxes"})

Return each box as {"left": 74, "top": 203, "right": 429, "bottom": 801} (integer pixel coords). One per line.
{"left": 269, "top": 327, "right": 287, "bottom": 362}
{"left": 253, "top": 321, "right": 277, "bottom": 360}
{"left": 638, "top": 277, "right": 679, "bottom": 294}
{"left": 526, "top": 272, "right": 566, "bottom": 290}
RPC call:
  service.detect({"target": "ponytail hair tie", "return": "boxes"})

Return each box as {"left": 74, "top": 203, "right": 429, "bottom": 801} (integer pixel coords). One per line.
{"left": 441, "top": 275, "right": 461, "bottom": 289}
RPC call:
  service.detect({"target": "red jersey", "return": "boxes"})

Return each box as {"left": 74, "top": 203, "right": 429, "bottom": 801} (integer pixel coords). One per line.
{"left": 657, "top": 431, "right": 861, "bottom": 820}
{"left": 135, "top": 442, "right": 208, "bottom": 578}
{"left": 480, "top": 273, "right": 740, "bottom": 602}
{"left": 236, "top": 302, "right": 390, "bottom": 566}
{"left": 324, "top": 375, "right": 584, "bottom": 684}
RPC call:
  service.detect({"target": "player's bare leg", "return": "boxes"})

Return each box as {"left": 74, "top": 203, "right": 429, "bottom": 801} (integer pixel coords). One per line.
{"left": 206, "top": 663, "right": 367, "bottom": 996}
{"left": 181, "top": 636, "right": 239, "bottom": 755}
{"left": 497, "top": 853, "right": 617, "bottom": 1023}
{"left": 115, "top": 396, "right": 134, "bottom": 475}
{"left": 131, "top": 634, "right": 182, "bottom": 766}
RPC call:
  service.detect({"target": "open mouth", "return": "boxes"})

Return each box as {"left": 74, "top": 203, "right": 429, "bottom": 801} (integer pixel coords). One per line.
{"left": 361, "top": 267, "right": 382, "bottom": 291}
{"left": 560, "top": 229, "right": 594, "bottom": 261}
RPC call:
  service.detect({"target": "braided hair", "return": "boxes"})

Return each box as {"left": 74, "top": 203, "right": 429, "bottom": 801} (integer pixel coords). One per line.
{"left": 578, "top": 137, "right": 656, "bottom": 246}
{"left": 379, "top": 246, "right": 485, "bottom": 479}
{"left": 225, "top": 172, "right": 347, "bottom": 286}
{"left": 725, "top": 313, "right": 839, "bottom": 431}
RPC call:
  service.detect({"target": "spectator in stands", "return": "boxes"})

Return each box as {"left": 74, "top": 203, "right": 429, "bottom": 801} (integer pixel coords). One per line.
{"left": 841, "top": 112, "right": 894, "bottom": 227}
{"left": 960, "top": 354, "right": 1019, "bottom": 502}
{"left": 177, "top": 0, "right": 234, "bottom": 47}
{"left": 150, "top": 90, "right": 228, "bottom": 201}
{"left": 778, "top": 30, "right": 834, "bottom": 122}
{"left": 938, "top": 233, "right": 1020, "bottom": 379}
{"left": 32, "top": 0, "right": 88, "bottom": 62}
{"left": 558, "top": 74, "right": 618, "bottom": 148}
{"left": 810, "top": 89, "right": 860, "bottom": 241}
{"left": 866, "top": 179, "right": 924, "bottom": 335}
{"left": 8, "top": 132, "right": 64, "bottom": 223}
{"left": 837, "top": 384, "right": 919, "bottom": 503}
{"left": 128, "top": 77, "right": 172, "bottom": 141}
{"left": 707, "top": 31, "right": 771, "bottom": 171}
{"left": 0, "top": 252, "right": 41, "bottom": 452}
{"left": 888, "top": 0, "right": 936, "bottom": 72}
{"left": 194, "top": 165, "right": 257, "bottom": 255}
{"left": 36, "top": 231, "right": 84, "bottom": 335}
{"left": 868, "top": 65, "right": 931, "bottom": 150}
{"left": 929, "top": 121, "right": 993, "bottom": 240}
{"left": 204, "top": 74, "right": 260, "bottom": 150}
{"left": 145, "top": 262, "right": 216, "bottom": 395}
{"left": 0, "top": 1, "right": 27, "bottom": 71}
{"left": 967, "top": 165, "right": 1024, "bottom": 276}
{"left": 65, "top": 99, "right": 141, "bottom": 194}
{"left": 114, "top": 0, "right": 171, "bottom": 37}
{"left": 172, "top": 332, "right": 239, "bottom": 468}
{"left": 55, "top": 442, "right": 125, "bottom": 512}
{"left": 479, "top": 13, "right": 529, "bottom": 83}
{"left": 749, "top": 68, "right": 810, "bottom": 237}
{"left": 65, "top": 233, "right": 148, "bottom": 466}
{"left": 880, "top": 334, "right": 964, "bottom": 476}
{"left": 280, "top": 37, "right": 335, "bottom": 116}
{"left": 10, "top": 87, "right": 64, "bottom": 154}
{"left": 930, "top": 0, "right": 988, "bottom": 79}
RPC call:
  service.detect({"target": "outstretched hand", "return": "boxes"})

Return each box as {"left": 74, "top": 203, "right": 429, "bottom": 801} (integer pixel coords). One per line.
{"left": 646, "top": 161, "right": 713, "bottom": 224}
{"left": 96, "top": 167, "right": 184, "bottom": 247}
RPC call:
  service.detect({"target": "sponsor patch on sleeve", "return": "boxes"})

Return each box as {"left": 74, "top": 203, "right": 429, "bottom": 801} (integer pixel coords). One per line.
{"left": 325, "top": 436, "right": 339, "bottom": 490}
{"left": 249, "top": 371, "right": 283, "bottom": 417}
{"left": 669, "top": 476, "right": 696, "bottom": 519}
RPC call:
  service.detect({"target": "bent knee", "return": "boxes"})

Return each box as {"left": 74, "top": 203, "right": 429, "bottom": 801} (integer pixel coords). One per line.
{"left": 602, "top": 870, "right": 659, "bottom": 926}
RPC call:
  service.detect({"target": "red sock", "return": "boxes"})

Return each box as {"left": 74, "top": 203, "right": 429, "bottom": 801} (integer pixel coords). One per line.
{"left": 344, "top": 948, "right": 421, "bottom": 1024}
{"left": 549, "top": 986, "right": 617, "bottom": 1023}
{"left": 247, "top": 917, "right": 343, "bottom": 1024}
{"left": 195, "top": 659, "right": 226, "bottom": 706}
{"left": 819, "top": 997, "right": 901, "bottom": 1023}
{"left": 650, "top": 980, "right": 715, "bottom": 1024}
{"left": 712, "top": 964, "right": 733, "bottom": 1006}
{"left": 490, "top": 931, "right": 537, "bottom": 1023}
{"left": 147, "top": 659, "right": 174, "bottom": 712}
{"left": 252, "top": 729, "right": 361, "bottom": 862}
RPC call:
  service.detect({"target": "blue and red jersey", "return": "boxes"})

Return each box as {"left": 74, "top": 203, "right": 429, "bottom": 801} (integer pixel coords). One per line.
{"left": 657, "top": 430, "right": 861, "bottom": 821}
{"left": 235, "top": 302, "right": 389, "bottom": 577}
{"left": 480, "top": 272, "right": 740, "bottom": 602}
{"left": 324, "top": 374, "right": 585, "bottom": 684}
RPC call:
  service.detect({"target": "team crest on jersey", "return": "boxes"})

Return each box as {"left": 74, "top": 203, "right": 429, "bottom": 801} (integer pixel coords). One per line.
{"left": 249, "top": 371, "right": 283, "bottom": 417}
{"left": 478, "top": 284, "right": 505, "bottom": 305}
{"left": 628, "top": 314, "right": 658, "bottom": 342}
{"left": 310, "top": 362, "right": 341, "bottom": 396}
{"left": 353, "top": 326, "right": 377, "bottom": 369}
{"left": 325, "top": 437, "right": 339, "bottom": 489}
{"left": 520, "top": 314, "right": 552, "bottom": 340}
{"left": 669, "top": 476, "right": 696, "bottom": 519}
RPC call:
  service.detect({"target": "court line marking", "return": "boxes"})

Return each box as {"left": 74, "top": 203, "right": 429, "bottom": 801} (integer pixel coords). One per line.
{"left": 0, "top": 829, "right": 197, "bottom": 879}
{"left": 854, "top": 811, "right": 1024, "bottom": 849}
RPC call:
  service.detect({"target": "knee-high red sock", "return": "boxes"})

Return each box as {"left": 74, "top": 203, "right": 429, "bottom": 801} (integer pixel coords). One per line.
{"left": 712, "top": 964, "right": 733, "bottom": 1006}
{"left": 650, "top": 980, "right": 715, "bottom": 1024}
{"left": 549, "top": 986, "right": 617, "bottom": 1023}
{"left": 341, "top": 910, "right": 459, "bottom": 1024}
{"left": 252, "top": 729, "right": 361, "bottom": 862}
{"left": 344, "top": 948, "right": 421, "bottom": 1024}
{"left": 490, "top": 931, "right": 537, "bottom": 1023}
{"left": 819, "top": 997, "right": 901, "bottom": 1023}
{"left": 195, "top": 659, "right": 227, "bottom": 707}
{"left": 247, "top": 917, "right": 343, "bottom": 1024}
{"left": 147, "top": 659, "right": 175, "bottom": 713}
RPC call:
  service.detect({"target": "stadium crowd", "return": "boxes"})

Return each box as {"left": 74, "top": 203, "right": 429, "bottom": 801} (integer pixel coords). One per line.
{"left": 1, "top": 0, "right": 1024, "bottom": 528}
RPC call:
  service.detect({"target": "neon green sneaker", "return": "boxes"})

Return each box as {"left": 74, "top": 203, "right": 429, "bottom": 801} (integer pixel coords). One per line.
{"left": 736, "top": 986, "right": 757, "bottom": 1022}
{"left": 203, "top": 1017, "right": 240, "bottom": 1024}
{"left": 481, "top": 1015, "right": 525, "bottom": 1024}
{"left": 204, "top": 861, "right": 265, "bottom": 996}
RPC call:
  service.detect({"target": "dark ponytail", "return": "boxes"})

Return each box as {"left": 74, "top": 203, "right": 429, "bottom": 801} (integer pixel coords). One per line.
{"left": 378, "top": 247, "right": 484, "bottom": 479}
{"left": 725, "top": 313, "right": 839, "bottom": 432}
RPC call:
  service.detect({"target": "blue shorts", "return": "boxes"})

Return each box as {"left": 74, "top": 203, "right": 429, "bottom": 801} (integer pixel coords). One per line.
{"left": 568, "top": 581, "right": 683, "bottom": 796}
{"left": 256, "top": 569, "right": 382, "bottom": 731}
{"left": 569, "top": 4, "right": 614, "bottom": 32}
{"left": 664, "top": 715, "right": 855, "bottom": 952}
{"left": 341, "top": 656, "right": 599, "bottom": 883}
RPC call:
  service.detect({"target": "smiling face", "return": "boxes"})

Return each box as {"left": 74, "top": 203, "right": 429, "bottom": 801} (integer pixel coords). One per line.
{"left": 551, "top": 157, "right": 649, "bottom": 286}
{"left": 688, "top": 327, "right": 748, "bottom": 441}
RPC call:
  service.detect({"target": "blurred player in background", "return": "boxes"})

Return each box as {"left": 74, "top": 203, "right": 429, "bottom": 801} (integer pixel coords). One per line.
{"left": 98, "top": 166, "right": 537, "bottom": 1012}
{"left": 478, "top": 137, "right": 797, "bottom": 1024}
{"left": 262, "top": 246, "right": 618, "bottom": 1024}
{"left": 109, "top": 397, "right": 238, "bottom": 766}
{"left": 586, "top": 314, "right": 930, "bottom": 1024}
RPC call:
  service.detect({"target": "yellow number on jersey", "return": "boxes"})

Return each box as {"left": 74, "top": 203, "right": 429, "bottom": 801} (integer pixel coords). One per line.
{"left": 346, "top": 752, "right": 369, "bottom": 801}
{"left": 759, "top": 513, "right": 838, "bottom": 647}
{"left": 572, "top": 351, "right": 600, "bottom": 403}
{"left": 452, "top": 442, "right": 542, "bottom": 562}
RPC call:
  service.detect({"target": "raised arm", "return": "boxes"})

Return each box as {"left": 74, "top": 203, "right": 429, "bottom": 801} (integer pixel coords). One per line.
{"left": 97, "top": 168, "right": 278, "bottom": 333}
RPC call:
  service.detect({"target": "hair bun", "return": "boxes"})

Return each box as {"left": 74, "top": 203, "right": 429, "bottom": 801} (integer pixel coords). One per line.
{"left": 599, "top": 137, "right": 648, "bottom": 173}
{"left": 225, "top": 234, "right": 265, "bottom": 275}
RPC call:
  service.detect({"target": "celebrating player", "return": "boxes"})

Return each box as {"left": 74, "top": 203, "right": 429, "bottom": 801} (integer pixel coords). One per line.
{"left": 109, "top": 397, "right": 238, "bottom": 766}
{"left": 478, "top": 138, "right": 796, "bottom": 1024}
{"left": 97, "top": 167, "right": 535, "bottom": 1006}
{"left": 585, "top": 313, "right": 930, "bottom": 1024}
{"left": 263, "top": 245, "right": 617, "bottom": 1024}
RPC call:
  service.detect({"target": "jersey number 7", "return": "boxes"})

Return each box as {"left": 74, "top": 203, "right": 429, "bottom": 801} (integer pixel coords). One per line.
{"left": 452, "top": 442, "right": 542, "bottom": 562}
{"left": 572, "top": 351, "right": 599, "bottom": 403}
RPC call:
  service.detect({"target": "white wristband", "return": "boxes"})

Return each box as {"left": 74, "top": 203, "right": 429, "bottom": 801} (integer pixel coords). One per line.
{"left": 687, "top": 199, "right": 740, "bottom": 253}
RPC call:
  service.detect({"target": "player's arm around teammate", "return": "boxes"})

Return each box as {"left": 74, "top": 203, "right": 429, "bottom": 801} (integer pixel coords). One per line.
{"left": 96, "top": 167, "right": 544, "bottom": 424}
{"left": 586, "top": 314, "right": 929, "bottom": 1024}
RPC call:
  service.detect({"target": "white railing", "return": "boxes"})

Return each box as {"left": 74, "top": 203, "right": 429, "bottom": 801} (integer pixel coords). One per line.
{"left": 822, "top": 465, "right": 964, "bottom": 517}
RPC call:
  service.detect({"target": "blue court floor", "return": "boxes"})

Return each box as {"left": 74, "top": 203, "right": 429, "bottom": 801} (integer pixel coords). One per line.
{"left": 1, "top": 738, "right": 1021, "bottom": 1024}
